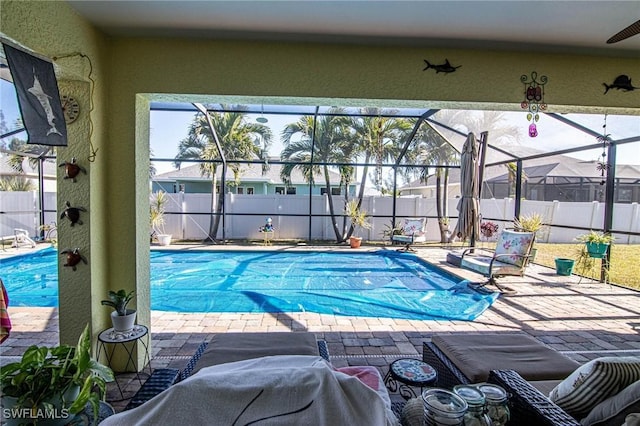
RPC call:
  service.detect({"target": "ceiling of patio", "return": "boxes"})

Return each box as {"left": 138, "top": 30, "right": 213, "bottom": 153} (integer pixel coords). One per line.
{"left": 68, "top": 1, "right": 640, "bottom": 56}
{"left": 64, "top": 1, "right": 640, "bottom": 164}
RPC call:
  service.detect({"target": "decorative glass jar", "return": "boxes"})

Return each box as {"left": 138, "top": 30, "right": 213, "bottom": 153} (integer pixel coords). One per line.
{"left": 453, "top": 385, "right": 491, "bottom": 426}
{"left": 478, "top": 384, "right": 510, "bottom": 426}
{"left": 422, "top": 388, "right": 468, "bottom": 426}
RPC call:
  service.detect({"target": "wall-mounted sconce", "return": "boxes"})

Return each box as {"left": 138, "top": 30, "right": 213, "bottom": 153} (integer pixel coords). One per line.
{"left": 520, "top": 71, "right": 548, "bottom": 137}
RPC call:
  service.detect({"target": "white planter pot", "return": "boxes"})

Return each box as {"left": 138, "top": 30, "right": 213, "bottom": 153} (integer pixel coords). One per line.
{"left": 157, "top": 234, "right": 172, "bottom": 246}
{"left": 111, "top": 309, "right": 137, "bottom": 332}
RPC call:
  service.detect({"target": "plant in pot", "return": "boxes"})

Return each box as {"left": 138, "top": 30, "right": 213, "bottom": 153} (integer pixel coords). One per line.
{"left": 576, "top": 230, "right": 615, "bottom": 259}
{"left": 513, "top": 212, "right": 546, "bottom": 264}
{"left": 345, "top": 200, "right": 371, "bottom": 248}
{"left": 101, "top": 289, "right": 136, "bottom": 333}
{"left": 0, "top": 324, "right": 114, "bottom": 426}
{"left": 150, "top": 190, "right": 171, "bottom": 246}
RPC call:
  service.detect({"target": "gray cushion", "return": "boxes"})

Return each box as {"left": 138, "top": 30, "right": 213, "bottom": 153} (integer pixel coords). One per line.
{"left": 432, "top": 333, "right": 580, "bottom": 383}
{"left": 580, "top": 381, "right": 640, "bottom": 426}
{"left": 191, "top": 332, "right": 319, "bottom": 375}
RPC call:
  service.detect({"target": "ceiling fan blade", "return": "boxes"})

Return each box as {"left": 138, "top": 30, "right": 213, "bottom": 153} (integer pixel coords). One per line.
{"left": 607, "top": 19, "right": 640, "bottom": 44}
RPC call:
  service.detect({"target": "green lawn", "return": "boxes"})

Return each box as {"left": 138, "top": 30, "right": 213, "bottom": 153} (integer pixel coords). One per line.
{"left": 533, "top": 243, "right": 640, "bottom": 290}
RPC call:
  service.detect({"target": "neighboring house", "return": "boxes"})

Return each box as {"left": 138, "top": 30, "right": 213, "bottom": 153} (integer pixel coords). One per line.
{"left": 0, "top": 155, "right": 57, "bottom": 191}
{"left": 399, "top": 152, "right": 640, "bottom": 203}
{"left": 152, "top": 159, "right": 357, "bottom": 196}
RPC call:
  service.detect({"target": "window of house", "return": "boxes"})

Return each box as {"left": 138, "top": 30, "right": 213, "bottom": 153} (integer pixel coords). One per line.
{"left": 237, "top": 187, "right": 244, "bottom": 195}
{"left": 275, "top": 187, "right": 285, "bottom": 195}
{"left": 320, "top": 188, "right": 328, "bottom": 195}
{"left": 331, "top": 188, "right": 341, "bottom": 195}
{"left": 286, "top": 187, "right": 296, "bottom": 195}
{"left": 247, "top": 187, "right": 254, "bottom": 195}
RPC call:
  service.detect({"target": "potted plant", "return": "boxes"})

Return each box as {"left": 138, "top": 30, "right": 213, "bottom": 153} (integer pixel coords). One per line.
{"left": 101, "top": 289, "right": 136, "bottom": 333}
{"left": 480, "top": 221, "right": 499, "bottom": 241}
{"left": 150, "top": 190, "right": 171, "bottom": 246}
{"left": 345, "top": 200, "right": 371, "bottom": 248}
{"left": 513, "top": 212, "right": 546, "bottom": 263}
{"left": 0, "top": 324, "right": 114, "bottom": 426}
{"left": 576, "top": 230, "right": 615, "bottom": 259}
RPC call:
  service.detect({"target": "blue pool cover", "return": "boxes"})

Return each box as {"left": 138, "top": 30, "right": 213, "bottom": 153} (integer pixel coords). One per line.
{"left": 1, "top": 248, "right": 498, "bottom": 321}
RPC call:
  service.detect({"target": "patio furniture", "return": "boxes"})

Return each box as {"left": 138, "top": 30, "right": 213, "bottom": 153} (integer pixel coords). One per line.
{"left": 383, "top": 358, "right": 437, "bottom": 400}
{"left": 488, "top": 369, "right": 580, "bottom": 426}
{"left": 422, "top": 333, "right": 580, "bottom": 389}
{"left": 459, "top": 229, "right": 535, "bottom": 294}
{"left": 392, "top": 218, "right": 427, "bottom": 252}
{"left": 125, "top": 332, "right": 330, "bottom": 410}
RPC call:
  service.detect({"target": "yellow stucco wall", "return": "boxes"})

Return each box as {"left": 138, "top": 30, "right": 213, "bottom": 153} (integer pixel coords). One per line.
{"left": 1, "top": 0, "right": 112, "bottom": 346}
{"left": 1, "top": 0, "right": 638, "bottom": 368}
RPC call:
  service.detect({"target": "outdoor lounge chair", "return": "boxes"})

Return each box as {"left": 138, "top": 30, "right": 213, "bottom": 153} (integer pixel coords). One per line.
{"left": 422, "top": 333, "right": 583, "bottom": 426}
{"left": 123, "top": 332, "right": 404, "bottom": 421}
{"left": 125, "top": 332, "right": 331, "bottom": 410}
{"left": 392, "top": 218, "right": 427, "bottom": 252}
{"left": 459, "top": 229, "right": 535, "bottom": 294}
{"left": 10, "top": 229, "right": 36, "bottom": 249}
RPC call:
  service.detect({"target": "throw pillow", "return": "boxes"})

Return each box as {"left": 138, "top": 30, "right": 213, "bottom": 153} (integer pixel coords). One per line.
{"left": 580, "top": 380, "right": 640, "bottom": 426}
{"left": 493, "top": 230, "right": 534, "bottom": 267}
{"left": 549, "top": 357, "right": 640, "bottom": 419}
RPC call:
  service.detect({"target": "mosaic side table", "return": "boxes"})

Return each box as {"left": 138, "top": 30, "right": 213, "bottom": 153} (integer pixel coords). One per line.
{"left": 384, "top": 358, "right": 438, "bottom": 400}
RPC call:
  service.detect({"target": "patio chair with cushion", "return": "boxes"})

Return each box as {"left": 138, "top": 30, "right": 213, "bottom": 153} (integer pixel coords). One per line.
{"left": 459, "top": 228, "right": 535, "bottom": 294}
{"left": 423, "top": 333, "right": 640, "bottom": 426}
{"left": 391, "top": 218, "right": 427, "bottom": 252}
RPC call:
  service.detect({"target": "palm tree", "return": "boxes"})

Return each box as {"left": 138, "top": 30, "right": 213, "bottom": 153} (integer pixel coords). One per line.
{"left": 411, "top": 122, "right": 459, "bottom": 242}
{"left": 347, "top": 109, "right": 412, "bottom": 239}
{"left": 0, "top": 176, "right": 35, "bottom": 191}
{"left": 175, "top": 106, "right": 272, "bottom": 241}
{"left": 280, "top": 109, "right": 353, "bottom": 242}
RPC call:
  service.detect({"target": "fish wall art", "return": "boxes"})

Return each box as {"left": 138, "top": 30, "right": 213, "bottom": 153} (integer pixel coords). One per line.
{"left": 423, "top": 59, "right": 461, "bottom": 74}
{"left": 603, "top": 75, "right": 637, "bottom": 94}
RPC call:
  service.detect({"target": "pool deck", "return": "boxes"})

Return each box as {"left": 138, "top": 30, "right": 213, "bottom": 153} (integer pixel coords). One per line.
{"left": 2, "top": 243, "right": 640, "bottom": 412}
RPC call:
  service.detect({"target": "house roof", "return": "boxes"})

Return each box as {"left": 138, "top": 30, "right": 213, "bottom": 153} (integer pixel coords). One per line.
{"left": 154, "top": 159, "right": 344, "bottom": 186}
{"left": 400, "top": 150, "right": 640, "bottom": 190}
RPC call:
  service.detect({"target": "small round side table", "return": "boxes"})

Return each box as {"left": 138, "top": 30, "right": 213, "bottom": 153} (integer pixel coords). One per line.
{"left": 384, "top": 358, "right": 437, "bottom": 400}
{"left": 96, "top": 325, "right": 151, "bottom": 401}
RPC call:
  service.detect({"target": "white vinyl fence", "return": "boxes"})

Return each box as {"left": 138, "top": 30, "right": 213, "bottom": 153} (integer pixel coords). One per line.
{"left": 2, "top": 191, "right": 639, "bottom": 244}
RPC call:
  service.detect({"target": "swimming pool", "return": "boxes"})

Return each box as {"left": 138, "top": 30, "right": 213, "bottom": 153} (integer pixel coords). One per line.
{"left": 1, "top": 247, "right": 498, "bottom": 320}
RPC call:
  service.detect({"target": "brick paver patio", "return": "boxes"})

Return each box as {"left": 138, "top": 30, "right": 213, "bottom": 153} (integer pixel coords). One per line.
{"left": 2, "top": 245, "right": 639, "bottom": 412}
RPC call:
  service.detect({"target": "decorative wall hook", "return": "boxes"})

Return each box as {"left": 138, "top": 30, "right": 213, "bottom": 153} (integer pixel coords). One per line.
{"left": 60, "top": 201, "right": 86, "bottom": 226}
{"left": 520, "top": 71, "right": 548, "bottom": 137}
{"left": 423, "top": 59, "right": 461, "bottom": 74}
{"left": 603, "top": 75, "right": 637, "bottom": 94}
{"left": 60, "top": 248, "right": 87, "bottom": 271}
{"left": 59, "top": 157, "right": 86, "bottom": 182}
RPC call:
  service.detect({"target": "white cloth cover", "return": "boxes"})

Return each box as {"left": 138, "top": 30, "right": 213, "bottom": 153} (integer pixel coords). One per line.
{"left": 101, "top": 355, "right": 398, "bottom": 426}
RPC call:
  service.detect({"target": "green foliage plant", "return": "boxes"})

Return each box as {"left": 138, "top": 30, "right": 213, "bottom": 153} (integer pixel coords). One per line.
{"left": 0, "top": 324, "right": 114, "bottom": 421}
{"left": 575, "top": 230, "right": 615, "bottom": 245}
{"left": 513, "top": 212, "right": 544, "bottom": 233}
{"left": 149, "top": 190, "right": 168, "bottom": 236}
{"left": 345, "top": 200, "right": 371, "bottom": 238}
{"left": 101, "top": 289, "right": 135, "bottom": 316}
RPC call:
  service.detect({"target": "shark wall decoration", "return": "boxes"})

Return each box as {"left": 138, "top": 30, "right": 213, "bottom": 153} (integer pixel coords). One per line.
{"left": 423, "top": 59, "right": 461, "bottom": 74}
{"left": 603, "top": 75, "right": 637, "bottom": 94}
